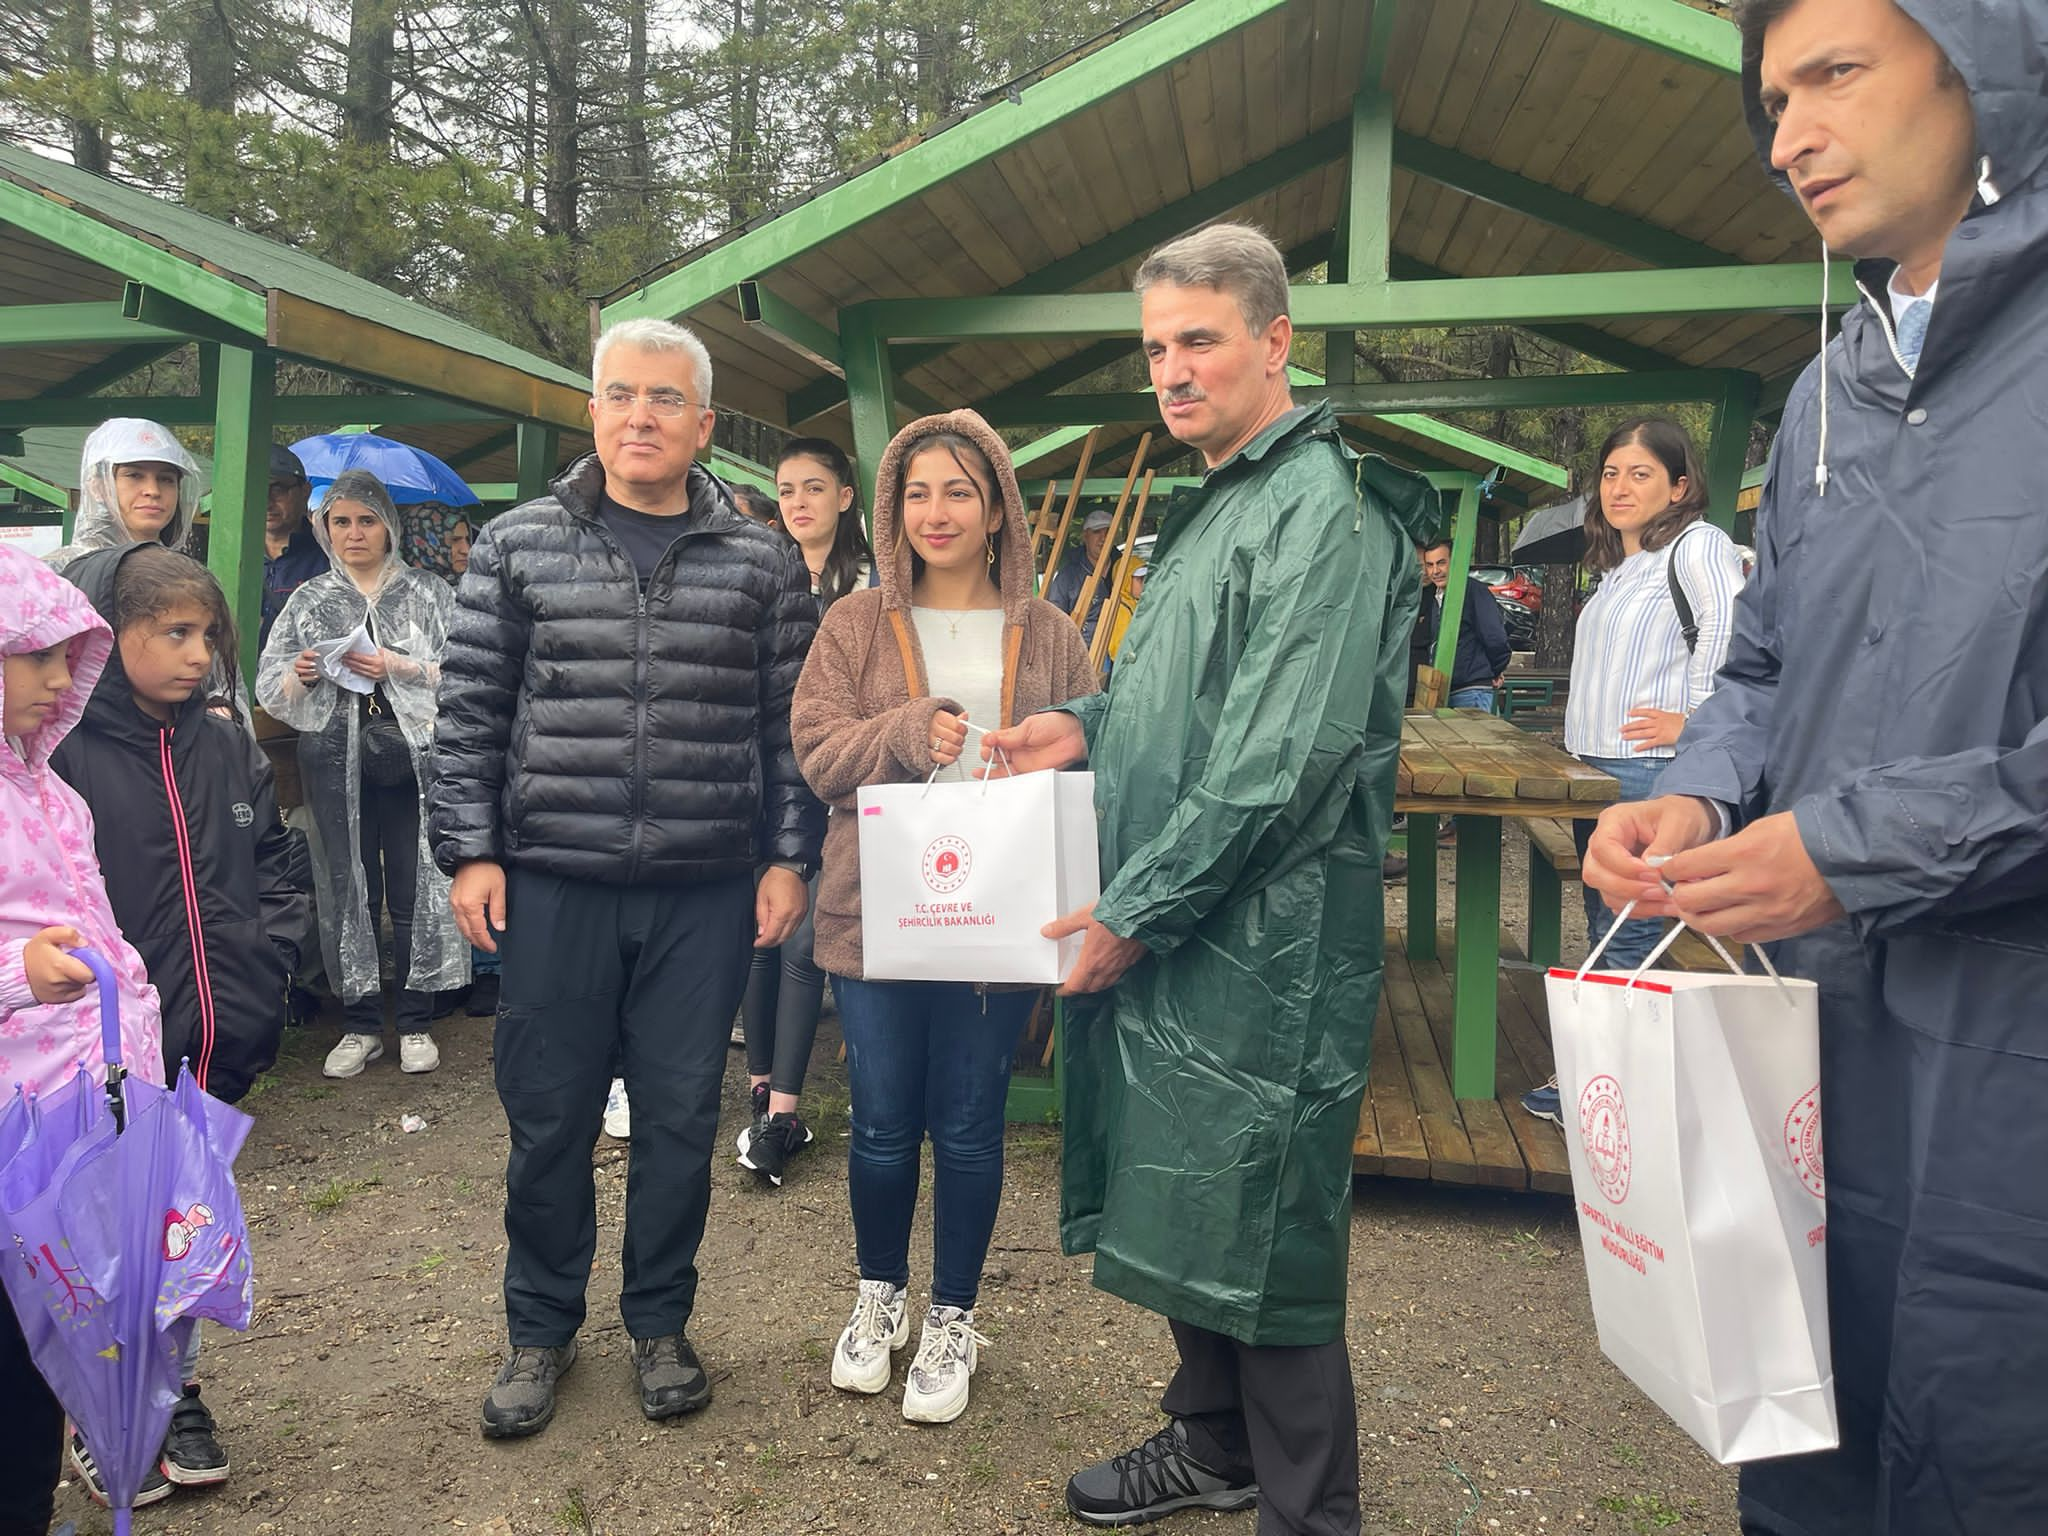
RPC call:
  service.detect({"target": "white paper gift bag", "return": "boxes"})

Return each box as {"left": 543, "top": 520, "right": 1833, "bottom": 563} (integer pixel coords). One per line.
{"left": 1544, "top": 918, "right": 1836, "bottom": 1465}
{"left": 857, "top": 767, "right": 1099, "bottom": 985}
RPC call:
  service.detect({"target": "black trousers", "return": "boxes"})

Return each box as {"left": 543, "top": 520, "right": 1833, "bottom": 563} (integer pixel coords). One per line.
{"left": 343, "top": 772, "right": 431, "bottom": 1036}
{"left": 1165, "top": 1317, "right": 1360, "bottom": 1536}
{"left": 495, "top": 867, "right": 753, "bottom": 1345}
{"left": 741, "top": 873, "right": 823, "bottom": 1097}
{"left": 0, "top": 1300, "right": 61, "bottom": 1536}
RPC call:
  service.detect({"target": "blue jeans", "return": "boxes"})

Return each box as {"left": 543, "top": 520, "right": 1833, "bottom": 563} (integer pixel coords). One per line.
{"left": 1575, "top": 753, "right": 1670, "bottom": 971}
{"left": 834, "top": 978, "right": 1033, "bottom": 1310}
{"left": 1449, "top": 686, "right": 1497, "bottom": 713}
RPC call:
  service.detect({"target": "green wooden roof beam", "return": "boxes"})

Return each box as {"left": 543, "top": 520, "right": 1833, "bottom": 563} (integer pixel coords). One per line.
{"left": 978, "top": 367, "right": 1759, "bottom": 426}
{"left": 852, "top": 264, "right": 1840, "bottom": 344}
{"left": 1377, "top": 413, "right": 1567, "bottom": 488}
{"left": 1534, "top": 0, "right": 1739, "bottom": 74}
{"left": 1394, "top": 133, "right": 1735, "bottom": 270}
{"left": 602, "top": 0, "right": 1294, "bottom": 326}
{"left": 0, "top": 393, "right": 516, "bottom": 429}
{"left": 1011, "top": 424, "right": 1100, "bottom": 473}
{"left": 738, "top": 282, "right": 845, "bottom": 377}
{"left": 1017, "top": 476, "right": 1202, "bottom": 496}
{"left": 446, "top": 428, "right": 518, "bottom": 472}
{"left": 0, "top": 302, "right": 187, "bottom": 349}
{"left": 709, "top": 447, "right": 777, "bottom": 493}
{"left": 0, "top": 460, "right": 68, "bottom": 507}
{"left": 121, "top": 283, "right": 259, "bottom": 348}
{"left": 784, "top": 125, "right": 1351, "bottom": 425}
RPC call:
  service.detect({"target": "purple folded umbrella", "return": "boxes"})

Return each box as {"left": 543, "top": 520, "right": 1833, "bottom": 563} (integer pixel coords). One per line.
{"left": 0, "top": 951, "right": 255, "bottom": 1533}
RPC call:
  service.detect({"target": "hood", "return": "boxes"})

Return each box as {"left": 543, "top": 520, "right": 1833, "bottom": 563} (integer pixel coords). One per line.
{"left": 1214, "top": 402, "right": 1442, "bottom": 550}
{"left": 61, "top": 545, "right": 212, "bottom": 745}
{"left": 1740, "top": 1, "right": 2048, "bottom": 202}
{"left": 870, "top": 410, "right": 1036, "bottom": 622}
{"left": 0, "top": 543, "right": 113, "bottom": 768}
{"left": 312, "top": 469, "right": 412, "bottom": 595}
{"left": 72, "top": 417, "right": 202, "bottom": 557}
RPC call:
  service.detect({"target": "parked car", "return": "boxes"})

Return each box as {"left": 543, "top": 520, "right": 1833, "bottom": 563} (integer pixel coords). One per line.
{"left": 1495, "top": 595, "right": 1539, "bottom": 652}
{"left": 1470, "top": 563, "right": 1544, "bottom": 615}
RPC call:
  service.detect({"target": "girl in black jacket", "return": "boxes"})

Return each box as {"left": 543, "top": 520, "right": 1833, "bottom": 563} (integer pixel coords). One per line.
{"left": 52, "top": 543, "right": 309, "bottom": 1496}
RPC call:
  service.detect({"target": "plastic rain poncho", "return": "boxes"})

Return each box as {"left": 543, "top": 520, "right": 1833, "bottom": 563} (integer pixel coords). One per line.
{"left": 47, "top": 418, "right": 202, "bottom": 572}
{"left": 254, "top": 474, "right": 466, "bottom": 1004}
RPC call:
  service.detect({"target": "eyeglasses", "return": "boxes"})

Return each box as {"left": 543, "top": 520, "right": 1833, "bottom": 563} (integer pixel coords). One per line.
{"left": 594, "top": 386, "right": 700, "bottom": 418}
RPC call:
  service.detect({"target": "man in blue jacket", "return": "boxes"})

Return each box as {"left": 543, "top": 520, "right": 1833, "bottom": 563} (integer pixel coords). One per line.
{"left": 1416, "top": 539, "right": 1510, "bottom": 710}
{"left": 1585, "top": 2, "right": 2048, "bottom": 1531}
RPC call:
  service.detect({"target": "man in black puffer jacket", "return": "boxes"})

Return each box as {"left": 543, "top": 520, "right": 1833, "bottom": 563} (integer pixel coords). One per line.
{"left": 430, "top": 319, "right": 825, "bottom": 1441}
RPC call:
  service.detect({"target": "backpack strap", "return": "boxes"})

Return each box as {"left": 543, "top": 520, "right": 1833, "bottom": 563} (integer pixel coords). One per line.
{"left": 1666, "top": 523, "right": 1705, "bottom": 654}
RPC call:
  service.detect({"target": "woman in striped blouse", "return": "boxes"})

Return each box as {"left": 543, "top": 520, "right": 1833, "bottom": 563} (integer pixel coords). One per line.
{"left": 1567, "top": 418, "right": 1748, "bottom": 969}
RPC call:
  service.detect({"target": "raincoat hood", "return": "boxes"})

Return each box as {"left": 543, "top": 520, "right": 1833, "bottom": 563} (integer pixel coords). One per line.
{"left": 63, "top": 418, "right": 202, "bottom": 562}
{"left": 1739, "top": 1, "right": 2048, "bottom": 203}
{"left": 869, "top": 410, "right": 1036, "bottom": 623}
{"left": 0, "top": 542, "right": 112, "bottom": 769}
{"left": 313, "top": 470, "right": 411, "bottom": 595}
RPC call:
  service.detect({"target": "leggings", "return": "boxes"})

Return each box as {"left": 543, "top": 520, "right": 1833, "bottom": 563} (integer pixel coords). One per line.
{"left": 740, "top": 873, "right": 823, "bottom": 1097}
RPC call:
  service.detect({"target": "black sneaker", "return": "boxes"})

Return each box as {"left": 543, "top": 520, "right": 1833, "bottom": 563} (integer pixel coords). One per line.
{"left": 68, "top": 1423, "right": 174, "bottom": 1508}
{"left": 749, "top": 1081, "right": 770, "bottom": 1120}
{"left": 466, "top": 972, "right": 501, "bottom": 1017}
{"left": 632, "top": 1333, "right": 711, "bottom": 1421}
{"left": 1065, "top": 1419, "right": 1258, "bottom": 1526}
{"left": 738, "top": 1111, "right": 813, "bottom": 1188}
{"left": 160, "top": 1384, "right": 230, "bottom": 1486}
{"left": 481, "top": 1342, "right": 576, "bottom": 1440}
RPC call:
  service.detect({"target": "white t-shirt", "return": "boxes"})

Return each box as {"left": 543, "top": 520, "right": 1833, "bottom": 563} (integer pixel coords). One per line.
{"left": 911, "top": 607, "right": 1006, "bottom": 782}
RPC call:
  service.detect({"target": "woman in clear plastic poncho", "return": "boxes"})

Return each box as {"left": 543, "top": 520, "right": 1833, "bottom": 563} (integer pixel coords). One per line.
{"left": 47, "top": 417, "right": 203, "bottom": 571}
{"left": 256, "top": 469, "right": 467, "bottom": 1079}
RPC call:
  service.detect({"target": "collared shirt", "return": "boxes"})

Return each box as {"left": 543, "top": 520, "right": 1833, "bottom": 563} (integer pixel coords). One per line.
{"left": 262, "top": 521, "right": 328, "bottom": 645}
{"left": 1565, "top": 522, "right": 1747, "bottom": 761}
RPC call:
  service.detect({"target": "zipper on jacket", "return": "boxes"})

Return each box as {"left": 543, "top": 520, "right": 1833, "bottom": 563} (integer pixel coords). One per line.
{"left": 629, "top": 585, "right": 650, "bottom": 883}
{"left": 1855, "top": 278, "right": 1916, "bottom": 383}
{"left": 159, "top": 726, "right": 219, "bottom": 1090}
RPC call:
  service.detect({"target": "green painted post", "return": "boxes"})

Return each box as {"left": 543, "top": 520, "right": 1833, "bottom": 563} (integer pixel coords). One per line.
{"left": 1431, "top": 476, "right": 1482, "bottom": 684}
{"left": 1528, "top": 856, "right": 1562, "bottom": 970}
{"left": 1327, "top": 88, "right": 1392, "bottom": 387}
{"left": 1450, "top": 813, "right": 1502, "bottom": 1101}
{"left": 838, "top": 307, "right": 899, "bottom": 517}
{"left": 1703, "top": 371, "right": 1762, "bottom": 533}
{"left": 514, "top": 422, "right": 560, "bottom": 504}
{"left": 210, "top": 345, "right": 274, "bottom": 682}
{"left": 1406, "top": 813, "right": 1438, "bottom": 961}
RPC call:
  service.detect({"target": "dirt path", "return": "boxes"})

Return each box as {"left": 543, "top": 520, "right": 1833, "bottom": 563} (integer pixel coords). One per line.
{"left": 54, "top": 957, "right": 1735, "bottom": 1535}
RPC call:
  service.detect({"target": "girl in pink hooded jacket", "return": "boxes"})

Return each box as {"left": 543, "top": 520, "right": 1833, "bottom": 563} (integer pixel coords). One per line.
{"left": 0, "top": 539, "right": 163, "bottom": 1536}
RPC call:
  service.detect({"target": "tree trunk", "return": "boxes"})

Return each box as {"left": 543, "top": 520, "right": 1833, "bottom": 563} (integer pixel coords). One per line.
{"left": 1535, "top": 565, "right": 1576, "bottom": 670}
{"left": 343, "top": 0, "right": 397, "bottom": 152}
{"left": 541, "top": 0, "right": 582, "bottom": 243}
{"left": 724, "top": 0, "right": 769, "bottom": 225}
{"left": 185, "top": 0, "right": 234, "bottom": 112}
{"left": 624, "top": 0, "right": 650, "bottom": 201}
{"left": 62, "top": 0, "right": 107, "bottom": 173}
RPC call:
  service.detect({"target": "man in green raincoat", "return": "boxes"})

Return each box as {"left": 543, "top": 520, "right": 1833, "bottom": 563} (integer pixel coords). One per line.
{"left": 984, "top": 224, "right": 1433, "bottom": 1534}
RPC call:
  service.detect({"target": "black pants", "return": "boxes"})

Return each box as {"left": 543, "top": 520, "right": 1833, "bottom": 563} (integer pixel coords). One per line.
{"left": 1165, "top": 1317, "right": 1360, "bottom": 1536}
{"left": 0, "top": 1301, "right": 61, "bottom": 1536}
{"left": 495, "top": 867, "right": 752, "bottom": 1345}
{"left": 741, "top": 874, "right": 823, "bottom": 1097}
{"left": 344, "top": 773, "right": 431, "bottom": 1036}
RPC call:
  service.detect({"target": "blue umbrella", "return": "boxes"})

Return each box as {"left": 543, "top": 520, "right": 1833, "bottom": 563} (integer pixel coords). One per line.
{"left": 288, "top": 432, "right": 480, "bottom": 508}
{"left": 0, "top": 952, "right": 255, "bottom": 1535}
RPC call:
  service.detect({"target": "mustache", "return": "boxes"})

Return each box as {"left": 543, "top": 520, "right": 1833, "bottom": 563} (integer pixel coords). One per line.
{"left": 1159, "top": 385, "right": 1207, "bottom": 406}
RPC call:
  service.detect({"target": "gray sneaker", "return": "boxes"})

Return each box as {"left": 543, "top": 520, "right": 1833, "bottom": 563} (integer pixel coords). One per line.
{"left": 1066, "top": 1419, "right": 1258, "bottom": 1526}
{"left": 632, "top": 1333, "right": 711, "bottom": 1421}
{"left": 481, "top": 1342, "right": 575, "bottom": 1439}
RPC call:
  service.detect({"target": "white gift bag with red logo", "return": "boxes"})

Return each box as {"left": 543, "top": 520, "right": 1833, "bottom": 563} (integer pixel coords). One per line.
{"left": 1544, "top": 916, "right": 1836, "bottom": 1464}
{"left": 857, "top": 765, "right": 1098, "bottom": 985}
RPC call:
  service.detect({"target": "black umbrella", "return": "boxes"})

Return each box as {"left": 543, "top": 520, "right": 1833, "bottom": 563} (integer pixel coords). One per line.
{"left": 1511, "top": 498, "right": 1587, "bottom": 566}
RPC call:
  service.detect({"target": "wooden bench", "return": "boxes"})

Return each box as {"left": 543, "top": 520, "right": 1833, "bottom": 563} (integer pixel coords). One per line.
{"left": 1519, "top": 816, "right": 1579, "bottom": 968}
{"left": 1497, "top": 676, "right": 1557, "bottom": 723}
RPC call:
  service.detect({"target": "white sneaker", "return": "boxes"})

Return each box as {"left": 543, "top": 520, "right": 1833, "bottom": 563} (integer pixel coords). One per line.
{"left": 603, "top": 1079, "right": 631, "bottom": 1140}
{"left": 831, "top": 1279, "right": 909, "bottom": 1395}
{"left": 398, "top": 1034, "right": 440, "bottom": 1074}
{"left": 729, "top": 1019, "right": 746, "bottom": 1047}
{"left": 902, "top": 1305, "right": 987, "bottom": 1424}
{"left": 323, "top": 1034, "right": 384, "bottom": 1078}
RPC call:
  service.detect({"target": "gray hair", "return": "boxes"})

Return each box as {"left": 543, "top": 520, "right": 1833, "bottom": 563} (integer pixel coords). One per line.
{"left": 592, "top": 318, "right": 714, "bottom": 409}
{"left": 1133, "top": 222, "right": 1291, "bottom": 335}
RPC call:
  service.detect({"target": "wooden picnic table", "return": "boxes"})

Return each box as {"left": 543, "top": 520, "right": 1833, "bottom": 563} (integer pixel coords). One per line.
{"left": 1396, "top": 709, "right": 1618, "bottom": 1101}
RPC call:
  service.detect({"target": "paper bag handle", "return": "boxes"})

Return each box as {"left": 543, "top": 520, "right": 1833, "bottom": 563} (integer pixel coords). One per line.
{"left": 1574, "top": 897, "right": 1792, "bottom": 1005}
{"left": 921, "top": 720, "right": 1012, "bottom": 799}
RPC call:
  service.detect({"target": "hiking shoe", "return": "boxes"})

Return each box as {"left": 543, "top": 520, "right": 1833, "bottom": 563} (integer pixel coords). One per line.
{"left": 902, "top": 1305, "right": 988, "bottom": 1425}
{"left": 603, "top": 1078, "right": 631, "bottom": 1140}
{"left": 481, "top": 1343, "right": 576, "bottom": 1439}
{"left": 68, "top": 1424, "right": 174, "bottom": 1508}
{"left": 398, "top": 1033, "right": 440, "bottom": 1074}
{"left": 1521, "top": 1074, "right": 1563, "bottom": 1125}
{"left": 738, "top": 1111, "right": 813, "bottom": 1188}
{"left": 632, "top": 1333, "right": 711, "bottom": 1421}
{"left": 1381, "top": 854, "right": 1409, "bottom": 881}
{"left": 322, "top": 1033, "right": 383, "bottom": 1078}
{"left": 159, "top": 1384, "right": 230, "bottom": 1487}
{"left": 466, "top": 972, "right": 501, "bottom": 1017}
{"left": 832, "top": 1279, "right": 909, "bottom": 1395}
{"left": 1065, "top": 1419, "right": 1258, "bottom": 1526}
